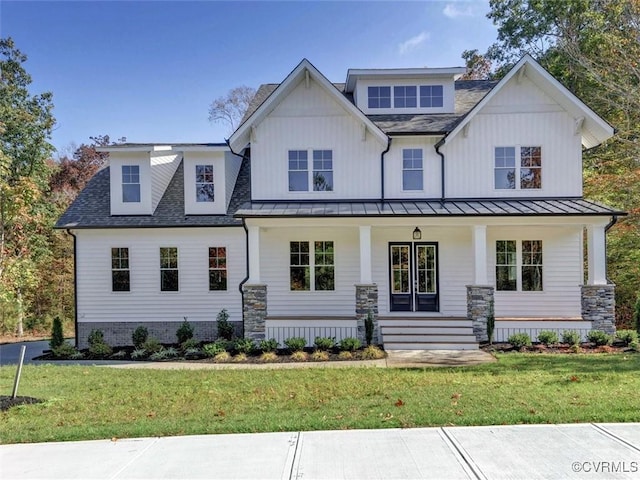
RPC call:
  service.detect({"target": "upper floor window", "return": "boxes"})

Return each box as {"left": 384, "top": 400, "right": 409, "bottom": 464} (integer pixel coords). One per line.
{"left": 209, "top": 247, "right": 227, "bottom": 291}
{"left": 394, "top": 86, "right": 417, "bottom": 108}
{"left": 420, "top": 85, "right": 444, "bottom": 108}
{"left": 111, "top": 247, "right": 130, "bottom": 292}
{"left": 368, "top": 86, "right": 391, "bottom": 108}
{"left": 122, "top": 165, "right": 140, "bottom": 203}
{"left": 288, "top": 150, "right": 308, "bottom": 191}
{"left": 495, "top": 146, "right": 542, "bottom": 190}
{"left": 196, "top": 165, "right": 215, "bottom": 202}
{"left": 313, "top": 150, "right": 333, "bottom": 191}
{"left": 496, "top": 240, "right": 543, "bottom": 291}
{"left": 289, "top": 149, "right": 333, "bottom": 192}
{"left": 160, "top": 247, "right": 178, "bottom": 292}
{"left": 290, "top": 241, "right": 335, "bottom": 291}
{"left": 402, "top": 149, "right": 423, "bottom": 191}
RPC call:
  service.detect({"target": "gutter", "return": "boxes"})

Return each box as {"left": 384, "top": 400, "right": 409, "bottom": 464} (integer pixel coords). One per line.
{"left": 66, "top": 229, "right": 79, "bottom": 349}
{"left": 380, "top": 138, "right": 391, "bottom": 202}
{"left": 435, "top": 137, "right": 446, "bottom": 203}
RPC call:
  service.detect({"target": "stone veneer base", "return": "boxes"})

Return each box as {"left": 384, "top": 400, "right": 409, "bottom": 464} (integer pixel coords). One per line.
{"left": 243, "top": 284, "right": 267, "bottom": 342}
{"left": 467, "top": 285, "right": 494, "bottom": 343}
{"left": 581, "top": 284, "right": 616, "bottom": 334}
{"left": 355, "top": 284, "right": 379, "bottom": 345}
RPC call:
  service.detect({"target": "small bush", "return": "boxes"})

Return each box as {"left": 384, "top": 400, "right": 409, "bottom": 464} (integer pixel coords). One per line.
{"left": 360, "top": 345, "right": 385, "bottom": 360}
{"left": 290, "top": 351, "right": 308, "bottom": 362}
{"left": 234, "top": 338, "right": 256, "bottom": 355}
{"left": 213, "top": 351, "right": 231, "bottom": 362}
{"left": 88, "top": 329, "right": 105, "bottom": 347}
{"left": 149, "top": 349, "right": 168, "bottom": 361}
{"left": 634, "top": 296, "right": 640, "bottom": 335}
{"left": 587, "top": 330, "right": 612, "bottom": 346}
{"left": 142, "top": 337, "right": 163, "bottom": 354}
{"left": 70, "top": 351, "right": 85, "bottom": 360}
{"left": 132, "top": 326, "right": 148, "bottom": 348}
{"left": 181, "top": 338, "right": 199, "bottom": 351}
{"left": 259, "top": 351, "right": 278, "bottom": 362}
{"left": 570, "top": 344, "right": 582, "bottom": 353}
{"left": 616, "top": 329, "right": 639, "bottom": 346}
{"left": 89, "top": 341, "right": 113, "bottom": 358}
{"left": 365, "top": 311, "right": 374, "bottom": 346}
{"left": 507, "top": 332, "right": 532, "bottom": 349}
{"left": 562, "top": 330, "right": 581, "bottom": 346}
{"left": 131, "top": 348, "right": 147, "bottom": 360}
{"left": 110, "top": 350, "right": 127, "bottom": 359}
{"left": 176, "top": 318, "right": 194, "bottom": 344}
{"left": 52, "top": 342, "right": 76, "bottom": 359}
{"left": 259, "top": 338, "right": 279, "bottom": 353}
{"left": 164, "top": 347, "right": 179, "bottom": 358}
{"left": 629, "top": 340, "right": 639, "bottom": 352}
{"left": 184, "top": 347, "right": 202, "bottom": 359}
{"left": 50, "top": 316, "right": 64, "bottom": 350}
{"left": 537, "top": 330, "right": 559, "bottom": 346}
{"left": 233, "top": 353, "right": 248, "bottom": 362}
{"left": 337, "top": 351, "right": 353, "bottom": 360}
{"left": 203, "top": 341, "right": 226, "bottom": 358}
{"left": 314, "top": 336, "right": 335, "bottom": 351}
{"left": 284, "top": 337, "right": 307, "bottom": 352}
{"left": 339, "top": 337, "right": 361, "bottom": 352}
{"left": 310, "top": 350, "right": 329, "bottom": 361}
{"left": 217, "top": 309, "right": 234, "bottom": 340}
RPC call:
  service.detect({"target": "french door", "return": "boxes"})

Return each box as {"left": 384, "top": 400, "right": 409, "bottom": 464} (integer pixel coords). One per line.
{"left": 389, "top": 242, "right": 439, "bottom": 312}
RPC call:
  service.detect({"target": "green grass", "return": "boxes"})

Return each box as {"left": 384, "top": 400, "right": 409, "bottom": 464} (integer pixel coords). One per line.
{"left": 1, "top": 353, "right": 639, "bottom": 444}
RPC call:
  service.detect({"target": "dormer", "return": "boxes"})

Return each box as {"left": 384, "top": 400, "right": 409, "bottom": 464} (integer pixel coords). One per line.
{"left": 345, "top": 67, "right": 466, "bottom": 115}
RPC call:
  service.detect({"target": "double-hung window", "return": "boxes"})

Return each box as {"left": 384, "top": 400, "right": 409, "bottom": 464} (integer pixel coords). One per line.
{"left": 368, "top": 86, "right": 391, "bottom": 108}
{"left": 209, "top": 247, "right": 227, "bottom": 291}
{"left": 495, "top": 146, "right": 542, "bottom": 190}
{"left": 402, "top": 149, "right": 423, "bottom": 190}
{"left": 496, "top": 240, "right": 543, "bottom": 291}
{"left": 394, "top": 86, "right": 417, "bottom": 108}
{"left": 288, "top": 150, "right": 308, "bottom": 191}
{"left": 122, "top": 165, "right": 140, "bottom": 203}
{"left": 111, "top": 247, "right": 130, "bottom": 292}
{"left": 312, "top": 150, "right": 333, "bottom": 191}
{"left": 290, "top": 241, "right": 334, "bottom": 291}
{"left": 289, "top": 149, "right": 333, "bottom": 192}
{"left": 196, "top": 165, "right": 215, "bottom": 202}
{"left": 419, "top": 85, "right": 444, "bottom": 108}
{"left": 160, "top": 247, "right": 179, "bottom": 292}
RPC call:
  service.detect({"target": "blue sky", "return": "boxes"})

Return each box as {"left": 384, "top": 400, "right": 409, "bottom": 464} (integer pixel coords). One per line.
{"left": 1, "top": 1, "right": 498, "bottom": 156}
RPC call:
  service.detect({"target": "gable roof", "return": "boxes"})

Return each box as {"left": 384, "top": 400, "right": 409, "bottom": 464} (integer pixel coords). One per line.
{"left": 228, "top": 59, "right": 389, "bottom": 152}
{"left": 441, "top": 55, "right": 614, "bottom": 149}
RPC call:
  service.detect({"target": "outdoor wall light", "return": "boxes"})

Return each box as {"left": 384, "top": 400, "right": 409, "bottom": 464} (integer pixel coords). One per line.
{"left": 413, "top": 227, "right": 422, "bottom": 240}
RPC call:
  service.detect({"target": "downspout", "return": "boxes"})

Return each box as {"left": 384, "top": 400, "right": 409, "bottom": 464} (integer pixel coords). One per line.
{"left": 604, "top": 215, "right": 618, "bottom": 284}
{"left": 435, "top": 138, "right": 446, "bottom": 203}
{"left": 380, "top": 137, "right": 391, "bottom": 202}
{"left": 66, "top": 229, "right": 78, "bottom": 349}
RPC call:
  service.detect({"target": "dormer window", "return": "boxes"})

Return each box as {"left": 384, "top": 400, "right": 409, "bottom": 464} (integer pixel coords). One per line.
{"left": 122, "top": 165, "right": 140, "bottom": 203}
{"left": 195, "top": 165, "right": 215, "bottom": 202}
{"left": 394, "top": 86, "right": 417, "bottom": 108}
{"left": 366, "top": 84, "right": 444, "bottom": 110}
{"left": 420, "top": 85, "right": 443, "bottom": 108}
{"left": 367, "top": 86, "right": 391, "bottom": 108}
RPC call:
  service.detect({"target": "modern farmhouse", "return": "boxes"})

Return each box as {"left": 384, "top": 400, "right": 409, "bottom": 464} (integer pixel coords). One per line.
{"left": 56, "top": 55, "right": 624, "bottom": 350}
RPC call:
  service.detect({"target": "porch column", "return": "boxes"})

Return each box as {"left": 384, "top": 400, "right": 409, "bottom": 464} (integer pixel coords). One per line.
{"left": 247, "top": 225, "right": 261, "bottom": 283}
{"left": 582, "top": 223, "right": 615, "bottom": 334}
{"left": 472, "top": 225, "right": 488, "bottom": 285}
{"left": 243, "top": 225, "right": 267, "bottom": 341}
{"left": 355, "top": 284, "right": 379, "bottom": 345}
{"left": 586, "top": 224, "right": 607, "bottom": 285}
{"left": 359, "top": 225, "right": 372, "bottom": 284}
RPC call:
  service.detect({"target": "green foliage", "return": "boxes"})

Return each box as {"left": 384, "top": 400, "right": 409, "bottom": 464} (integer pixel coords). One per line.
{"left": 337, "top": 350, "right": 353, "bottom": 360}
{"left": 487, "top": 299, "right": 495, "bottom": 344}
{"left": 364, "top": 311, "right": 374, "bottom": 346}
{"left": 181, "top": 338, "right": 199, "bottom": 351}
{"left": 131, "top": 348, "right": 147, "bottom": 360}
{"left": 339, "top": 337, "right": 361, "bottom": 352}
{"left": 110, "top": 350, "right": 127, "bottom": 359}
{"left": 507, "top": 332, "right": 532, "bottom": 349}
{"left": 49, "top": 316, "right": 64, "bottom": 350}
{"left": 615, "top": 330, "right": 638, "bottom": 347}
{"left": 88, "top": 341, "right": 112, "bottom": 358}
{"left": 232, "top": 353, "right": 248, "bottom": 362}
{"left": 164, "top": 347, "right": 179, "bottom": 358}
{"left": 258, "top": 338, "right": 279, "bottom": 353}
{"left": 87, "top": 329, "right": 105, "bottom": 347}
{"left": 587, "top": 330, "right": 613, "bottom": 346}
{"left": 259, "top": 351, "right": 278, "bottom": 362}
{"left": 213, "top": 351, "right": 230, "bottom": 362}
{"left": 176, "top": 318, "right": 194, "bottom": 344}
{"left": 629, "top": 340, "right": 639, "bottom": 352}
{"left": 562, "top": 330, "right": 581, "bottom": 346}
{"left": 284, "top": 337, "right": 306, "bottom": 352}
{"left": 142, "top": 337, "right": 162, "bottom": 354}
{"left": 149, "top": 349, "right": 168, "bottom": 361}
{"left": 52, "top": 342, "right": 76, "bottom": 359}
{"left": 360, "top": 345, "right": 385, "bottom": 360}
{"left": 132, "top": 326, "right": 148, "bottom": 349}
{"left": 313, "top": 336, "right": 335, "bottom": 351}
{"left": 537, "top": 330, "right": 559, "bottom": 346}
{"left": 203, "top": 341, "right": 227, "bottom": 358}
{"left": 634, "top": 297, "right": 640, "bottom": 335}
{"left": 234, "top": 338, "right": 255, "bottom": 355}
{"left": 216, "top": 309, "right": 234, "bottom": 340}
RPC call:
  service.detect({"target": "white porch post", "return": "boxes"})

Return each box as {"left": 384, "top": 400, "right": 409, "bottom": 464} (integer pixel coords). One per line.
{"left": 247, "top": 225, "right": 261, "bottom": 284}
{"left": 359, "top": 225, "right": 372, "bottom": 284}
{"left": 587, "top": 224, "right": 607, "bottom": 285}
{"left": 472, "top": 224, "right": 488, "bottom": 285}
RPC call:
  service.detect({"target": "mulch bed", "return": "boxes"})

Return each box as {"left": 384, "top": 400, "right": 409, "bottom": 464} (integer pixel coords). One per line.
{"left": 0, "top": 395, "right": 43, "bottom": 412}
{"left": 481, "top": 342, "right": 633, "bottom": 354}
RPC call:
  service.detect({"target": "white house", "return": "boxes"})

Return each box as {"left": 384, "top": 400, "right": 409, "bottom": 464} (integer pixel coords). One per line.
{"left": 57, "top": 56, "right": 623, "bottom": 350}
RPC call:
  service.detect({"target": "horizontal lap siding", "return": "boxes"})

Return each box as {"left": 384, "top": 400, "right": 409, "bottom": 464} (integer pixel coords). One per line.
{"left": 76, "top": 228, "right": 245, "bottom": 325}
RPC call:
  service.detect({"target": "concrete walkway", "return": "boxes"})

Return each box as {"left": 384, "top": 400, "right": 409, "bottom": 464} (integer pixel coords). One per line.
{"left": 2, "top": 423, "right": 639, "bottom": 479}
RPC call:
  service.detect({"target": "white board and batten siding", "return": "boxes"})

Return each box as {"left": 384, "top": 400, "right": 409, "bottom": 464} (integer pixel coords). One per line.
{"left": 444, "top": 76, "right": 583, "bottom": 199}
{"left": 384, "top": 137, "right": 442, "bottom": 199}
{"left": 75, "top": 227, "right": 245, "bottom": 325}
{"left": 250, "top": 78, "right": 386, "bottom": 201}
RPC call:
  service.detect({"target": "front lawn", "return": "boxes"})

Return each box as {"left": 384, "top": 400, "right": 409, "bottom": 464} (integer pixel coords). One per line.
{"left": 1, "top": 353, "right": 639, "bottom": 444}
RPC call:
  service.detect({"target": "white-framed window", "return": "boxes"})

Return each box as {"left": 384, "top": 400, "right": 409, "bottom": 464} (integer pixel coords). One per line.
{"left": 111, "top": 247, "right": 130, "bottom": 292}
{"left": 195, "top": 165, "right": 215, "bottom": 202}
{"left": 312, "top": 150, "right": 333, "bottom": 191}
{"left": 288, "top": 150, "right": 308, "bottom": 192}
{"left": 394, "top": 86, "right": 417, "bottom": 108}
{"left": 122, "top": 165, "right": 140, "bottom": 202}
{"left": 368, "top": 86, "right": 391, "bottom": 108}
{"left": 496, "top": 240, "right": 543, "bottom": 291}
{"left": 160, "top": 247, "right": 179, "bottom": 292}
{"left": 289, "top": 149, "right": 333, "bottom": 192}
{"left": 420, "top": 85, "right": 444, "bottom": 108}
{"left": 402, "top": 149, "right": 423, "bottom": 191}
{"left": 289, "top": 241, "right": 335, "bottom": 291}
{"left": 208, "top": 247, "right": 227, "bottom": 291}
{"left": 495, "top": 146, "right": 542, "bottom": 190}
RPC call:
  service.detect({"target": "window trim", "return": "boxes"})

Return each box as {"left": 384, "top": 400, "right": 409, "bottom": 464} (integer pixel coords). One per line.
{"left": 401, "top": 148, "right": 424, "bottom": 191}
{"left": 159, "top": 247, "right": 179, "bottom": 292}
{"left": 494, "top": 145, "right": 542, "bottom": 190}
{"left": 288, "top": 149, "right": 334, "bottom": 193}
{"left": 289, "top": 240, "right": 335, "bottom": 292}
{"left": 495, "top": 240, "right": 544, "bottom": 292}
{"left": 111, "top": 247, "right": 130, "bottom": 292}
{"left": 208, "top": 246, "right": 227, "bottom": 291}
{"left": 122, "top": 165, "right": 141, "bottom": 203}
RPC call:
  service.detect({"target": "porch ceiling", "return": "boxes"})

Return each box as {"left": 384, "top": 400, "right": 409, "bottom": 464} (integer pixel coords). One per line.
{"left": 235, "top": 198, "right": 625, "bottom": 218}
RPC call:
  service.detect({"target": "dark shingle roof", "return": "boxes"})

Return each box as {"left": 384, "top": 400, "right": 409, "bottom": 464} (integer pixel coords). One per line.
{"left": 55, "top": 157, "right": 250, "bottom": 229}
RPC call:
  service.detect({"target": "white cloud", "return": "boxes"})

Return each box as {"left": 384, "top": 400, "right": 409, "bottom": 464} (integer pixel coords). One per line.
{"left": 398, "top": 31, "right": 430, "bottom": 55}
{"left": 443, "top": 3, "right": 476, "bottom": 19}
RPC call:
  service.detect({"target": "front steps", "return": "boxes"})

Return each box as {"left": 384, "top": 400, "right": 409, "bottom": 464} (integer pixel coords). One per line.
{"left": 379, "top": 317, "right": 478, "bottom": 350}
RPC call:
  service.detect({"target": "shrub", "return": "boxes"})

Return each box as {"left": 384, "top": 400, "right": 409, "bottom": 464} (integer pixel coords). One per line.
{"left": 634, "top": 296, "right": 640, "bottom": 335}
{"left": 537, "top": 330, "right": 559, "bottom": 346}
{"left": 233, "top": 353, "right": 248, "bottom": 362}
{"left": 314, "top": 336, "right": 335, "bottom": 351}
{"left": 507, "top": 332, "right": 532, "bottom": 349}
{"left": 184, "top": 347, "right": 202, "bottom": 359}
{"left": 259, "top": 338, "right": 279, "bottom": 353}
{"left": 360, "top": 345, "right": 385, "bottom": 360}
{"left": 142, "top": 337, "right": 163, "bottom": 354}
{"left": 52, "top": 342, "right": 76, "bottom": 359}
{"left": 70, "top": 351, "right": 85, "bottom": 360}
{"left": 176, "top": 318, "right": 194, "bottom": 344}
{"left": 89, "top": 341, "right": 113, "bottom": 358}
{"left": 337, "top": 351, "right": 353, "bottom": 360}
{"left": 88, "top": 329, "right": 105, "bottom": 347}
{"left": 562, "top": 330, "right": 581, "bottom": 346}
{"left": 339, "top": 337, "right": 361, "bottom": 352}
{"left": 629, "top": 340, "right": 639, "bottom": 352}
{"left": 149, "top": 349, "right": 168, "bottom": 361}
{"left": 234, "top": 338, "right": 256, "bottom": 355}
{"left": 131, "top": 348, "right": 147, "bottom": 360}
{"left": 259, "top": 351, "right": 278, "bottom": 362}
{"left": 290, "top": 351, "right": 308, "bottom": 362}
{"left": 616, "top": 329, "right": 639, "bottom": 346}
{"left": 50, "top": 316, "right": 64, "bottom": 350}
{"left": 164, "top": 347, "right": 179, "bottom": 358}
{"left": 310, "top": 350, "right": 329, "bottom": 361}
{"left": 203, "top": 341, "right": 226, "bottom": 358}
{"left": 110, "top": 350, "right": 127, "bottom": 359}
{"left": 217, "top": 309, "right": 234, "bottom": 340}
{"left": 587, "top": 330, "right": 612, "bottom": 346}
{"left": 365, "top": 311, "right": 374, "bottom": 346}
{"left": 487, "top": 299, "right": 495, "bottom": 344}
{"left": 284, "top": 337, "right": 307, "bottom": 352}
{"left": 213, "top": 351, "right": 231, "bottom": 362}
{"left": 132, "top": 326, "right": 148, "bottom": 348}
{"left": 181, "top": 338, "right": 199, "bottom": 351}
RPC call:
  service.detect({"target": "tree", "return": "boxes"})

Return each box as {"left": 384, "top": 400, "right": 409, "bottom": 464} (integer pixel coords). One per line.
{"left": 208, "top": 85, "right": 256, "bottom": 133}
{"left": 460, "top": 49, "right": 493, "bottom": 80}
